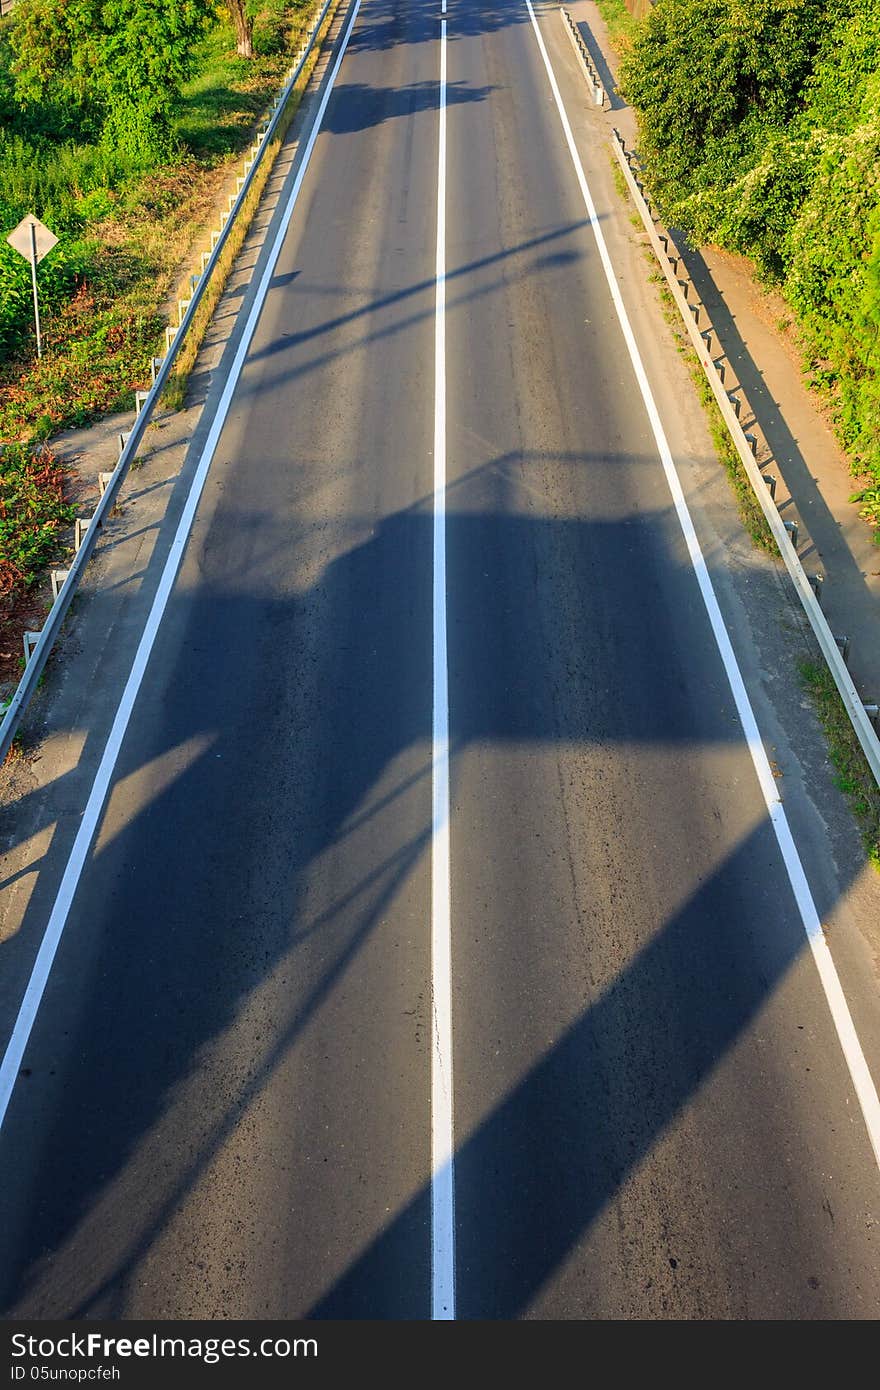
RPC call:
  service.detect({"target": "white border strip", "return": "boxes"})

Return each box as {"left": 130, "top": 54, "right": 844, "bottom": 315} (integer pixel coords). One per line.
{"left": 431, "top": 16, "right": 456, "bottom": 1321}
{"left": 0, "top": 0, "right": 364, "bottom": 1131}
{"left": 524, "top": 0, "right": 880, "bottom": 1169}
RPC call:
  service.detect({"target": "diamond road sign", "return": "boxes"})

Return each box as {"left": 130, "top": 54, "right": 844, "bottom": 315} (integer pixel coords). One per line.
{"left": 6, "top": 214, "right": 58, "bottom": 264}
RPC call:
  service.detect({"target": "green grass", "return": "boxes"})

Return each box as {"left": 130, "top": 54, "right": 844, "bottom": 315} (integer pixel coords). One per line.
{"left": 610, "top": 157, "right": 629, "bottom": 203}
{"left": 641, "top": 261, "right": 776, "bottom": 550}
{"left": 0, "top": 442, "right": 75, "bottom": 688}
{"left": 0, "top": 0, "right": 326, "bottom": 686}
{"left": 593, "top": 0, "right": 642, "bottom": 50}
{"left": 849, "top": 481, "right": 880, "bottom": 539}
{"left": 609, "top": 137, "right": 777, "bottom": 553}
{"left": 799, "top": 660, "right": 880, "bottom": 868}
{"left": 0, "top": 1, "right": 325, "bottom": 444}
{"left": 0, "top": 444, "right": 74, "bottom": 592}
{"left": 690, "top": 353, "right": 775, "bottom": 552}
{"left": 174, "top": 0, "right": 315, "bottom": 161}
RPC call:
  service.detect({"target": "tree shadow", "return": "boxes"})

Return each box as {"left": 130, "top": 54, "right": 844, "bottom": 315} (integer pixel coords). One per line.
{"left": 573, "top": 15, "right": 625, "bottom": 111}
{"left": 323, "top": 80, "right": 492, "bottom": 134}
{"left": 0, "top": 494, "right": 853, "bottom": 1317}
{"left": 345, "top": 0, "right": 534, "bottom": 56}
{"left": 0, "top": 0, "right": 869, "bottom": 1319}
{"left": 679, "top": 243, "right": 880, "bottom": 699}
{"left": 310, "top": 819, "right": 807, "bottom": 1318}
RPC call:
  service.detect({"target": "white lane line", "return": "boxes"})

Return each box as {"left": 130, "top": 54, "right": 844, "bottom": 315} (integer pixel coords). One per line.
{"left": 523, "top": 0, "right": 880, "bottom": 1170}
{"left": 0, "top": 0, "right": 363, "bottom": 1133}
{"left": 431, "top": 16, "right": 456, "bottom": 1322}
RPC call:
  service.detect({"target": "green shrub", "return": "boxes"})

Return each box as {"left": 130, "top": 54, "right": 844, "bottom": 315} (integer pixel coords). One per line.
{"left": 0, "top": 442, "right": 74, "bottom": 596}
{"left": 621, "top": 0, "right": 880, "bottom": 490}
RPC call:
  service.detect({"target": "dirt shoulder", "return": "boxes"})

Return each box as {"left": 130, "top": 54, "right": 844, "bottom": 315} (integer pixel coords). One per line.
{"left": 574, "top": 0, "right": 880, "bottom": 713}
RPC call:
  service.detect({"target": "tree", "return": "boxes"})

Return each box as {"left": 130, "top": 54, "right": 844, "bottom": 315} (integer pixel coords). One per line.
{"left": 619, "top": 0, "right": 880, "bottom": 481}
{"left": 10, "top": 0, "right": 215, "bottom": 163}
{"left": 226, "top": 0, "right": 254, "bottom": 59}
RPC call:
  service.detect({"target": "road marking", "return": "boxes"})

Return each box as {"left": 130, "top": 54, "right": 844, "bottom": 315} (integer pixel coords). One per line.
{"left": 524, "top": 0, "right": 880, "bottom": 1170}
{"left": 432, "top": 14, "right": 456, "bottom": 1322}
{"left": 0, "top": 0, "right": 364, "bottom": 1133}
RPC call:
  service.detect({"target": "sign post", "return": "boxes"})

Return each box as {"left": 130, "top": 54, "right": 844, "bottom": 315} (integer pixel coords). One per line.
{"left": 28, "top": 219, "right": 42, "bottom": 358}
{"left": 5, "top": 214, "right": 59, "bottom": 359}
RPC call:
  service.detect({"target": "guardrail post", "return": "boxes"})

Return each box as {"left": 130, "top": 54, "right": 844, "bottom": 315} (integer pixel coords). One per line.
{"left": 608, "top": 123, "right": 880, "bottom": 787}
{"left": 98, "top": 471, "right": 114, "bottom": 497}
{"left": 0, "top": 0, "right": 341, "bottom": 768}
{"left": 50, "top": 570, "right": 70, "bottom": 602}
{"left": 809, "top": 573, "right": 824, "bottom": 604}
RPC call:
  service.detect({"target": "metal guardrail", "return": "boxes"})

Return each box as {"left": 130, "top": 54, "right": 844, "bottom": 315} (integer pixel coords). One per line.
{"left": 0, "top": 0, "right": 336, "bottom": 766}
{"left": 610, "top": 129, "right": 880, "bottom": 787}
{"left": 560, "top": 8, "right": 606, "bottom": 107}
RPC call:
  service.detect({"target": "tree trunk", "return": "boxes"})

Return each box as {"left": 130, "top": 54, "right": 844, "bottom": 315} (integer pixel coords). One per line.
{"left": 227, "top": 1, "right": 254, "bottom": 59}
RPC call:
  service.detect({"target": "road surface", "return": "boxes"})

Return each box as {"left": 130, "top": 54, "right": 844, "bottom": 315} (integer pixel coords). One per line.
{"left": 0, "top": 0, "right": 879, "bottom": 1319}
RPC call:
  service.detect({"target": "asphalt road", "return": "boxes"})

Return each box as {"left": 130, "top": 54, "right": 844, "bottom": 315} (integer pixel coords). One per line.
{"left": 0, "top": 0, "right": 879, "bottom": 1319}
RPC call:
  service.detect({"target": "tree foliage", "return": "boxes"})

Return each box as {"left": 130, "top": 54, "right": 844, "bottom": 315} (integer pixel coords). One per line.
{"left": 10, "top": 0, "right": 215, "bottom": 163}
{"left": 621, "top": 0, "right": 880, "bottom": 479}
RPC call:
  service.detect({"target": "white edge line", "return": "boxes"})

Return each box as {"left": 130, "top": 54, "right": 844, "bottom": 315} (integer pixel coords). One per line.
{"left": 431, "top": 16, "right": 456, "bottom": 1322}
{"left": 0, "top": 0, "right": 364, "bottom": 1131}
{"left": 524, "top": 0, "right": 880, "bottom": 1170}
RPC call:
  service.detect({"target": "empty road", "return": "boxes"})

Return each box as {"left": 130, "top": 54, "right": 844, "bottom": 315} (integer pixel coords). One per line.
{"left": 0, "top": 0, "right": 879, "bottom": 1319}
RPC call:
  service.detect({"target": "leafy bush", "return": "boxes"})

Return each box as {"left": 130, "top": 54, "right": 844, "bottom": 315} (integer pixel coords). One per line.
{"left": 0, "top": 442, "right": 74, "bottom": 598}
{"left": 0, "top": 193, "right": 97, "bottom": 358}
{"left": 621, "top": 0, "right": 880, "bottom": 486}
{"left": 10, "top": 0, "right": 216, "bottom": 165}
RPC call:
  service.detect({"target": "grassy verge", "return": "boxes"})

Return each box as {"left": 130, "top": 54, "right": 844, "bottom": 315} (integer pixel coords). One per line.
{"left": 0, "top": 0, "right": 327, "bottom": 702}
{"left": 605, "top": 149, "right": 775, "bottom": 550}
{"left": 850, "top": 480, "right": 880, "bottom": 537}
{"left": 638, "top": 224, "right": 880, "bottom": 870}
{"left": 799, "top": 660, "right": 880, "bottom": 868}
{"left": 593, "top": 0, "right": 641, "bottom": 51}
{"left": 0, "top": 1, "right": 321, "bottom": 444}
{"left": 687, "top": 342, "right": 775, "bottom": 552}
{"left": 0, "top": 442, "right": 75, "bottom": 688}
{"left": 164, "top": 0, "right": 338, "bottom": 410}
